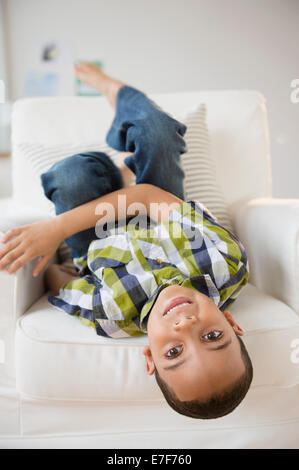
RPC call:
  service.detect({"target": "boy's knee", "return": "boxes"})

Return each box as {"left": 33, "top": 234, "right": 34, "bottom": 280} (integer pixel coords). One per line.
{"left": 53, "top": 153, "right": 93, "bottom": 182}
{"left": 140, "top": 116, "right": 187, "bottom": 159}
{"left": 41, "top": 154, "right": 89, "bottom": 202}
{"left": 41, "top": 152, "right": 123, "bottom": 211}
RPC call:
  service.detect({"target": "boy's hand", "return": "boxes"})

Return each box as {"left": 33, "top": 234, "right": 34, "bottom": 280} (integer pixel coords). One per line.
{"left": 0, "top": 218, "right": 65, "bottom": 277}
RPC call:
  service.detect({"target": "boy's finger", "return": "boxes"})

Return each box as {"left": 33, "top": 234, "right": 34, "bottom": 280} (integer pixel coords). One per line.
{"left": 33, "top": 256, "right": 50, "bottom": 278}
{"left": 0, "top": 246, "right": 24, "bottom": 271}
{"left": 0, "top": 237, "right": 20, "bottom": 259}
{"left": 5, "top": 253, "right": 28, "bottom": 275}
{"left": 1, "top": 227, "right": 22, "bottom": 243}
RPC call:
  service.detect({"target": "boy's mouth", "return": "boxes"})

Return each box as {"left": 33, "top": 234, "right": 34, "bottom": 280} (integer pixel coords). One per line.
{"left": 163, "top": 297, "right": 193, "bottom": 316}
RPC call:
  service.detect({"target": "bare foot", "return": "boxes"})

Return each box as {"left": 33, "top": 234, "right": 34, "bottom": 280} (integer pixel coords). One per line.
{"left": 73, "top": 62, "right": 125, "bottom": 109}
{"left": 44, "top": 263, "right": 80, "bottom": 295}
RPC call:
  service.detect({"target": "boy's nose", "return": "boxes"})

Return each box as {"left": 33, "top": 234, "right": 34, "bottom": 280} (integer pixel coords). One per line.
{"left": 173, "top": 315, "right": 196, "bottom": 329}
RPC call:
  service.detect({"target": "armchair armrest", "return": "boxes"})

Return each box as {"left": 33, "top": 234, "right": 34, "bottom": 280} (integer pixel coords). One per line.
{"left": 0, "top": 198, "right": 58, "bottom": 379}
{"left": 231, "top": 198, "right": 299, "bottom": 314}
{"left": 0, "top": 197, "right": 57, "bottom": 323}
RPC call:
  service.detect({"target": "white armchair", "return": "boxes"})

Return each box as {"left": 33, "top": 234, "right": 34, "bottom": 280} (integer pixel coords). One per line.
{"left": 233, "top": 198, "right": 299, "bottom": 314}
{"left": 0, "top": 90, "right": 298, "bottom": 449}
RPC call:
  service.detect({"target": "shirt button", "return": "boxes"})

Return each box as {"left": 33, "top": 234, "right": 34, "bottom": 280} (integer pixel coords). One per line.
{"left": 156, "top": 258, "right": 163, "bottom": 265}
{"left": 171, "top": 279, "right": 179, "bottom": 285}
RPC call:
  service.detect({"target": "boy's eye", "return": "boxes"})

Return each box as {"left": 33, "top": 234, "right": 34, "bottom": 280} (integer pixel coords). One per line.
{"left": 166, "top": 346, "right": 183, "bottom": 358}
{"left": 203, "top": 331, "right": 223, "bottom": 341}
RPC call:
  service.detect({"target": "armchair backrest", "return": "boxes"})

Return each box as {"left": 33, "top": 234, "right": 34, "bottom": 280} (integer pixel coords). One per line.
{"left": 11, "top": 90, "right": 272, "bottom": 213}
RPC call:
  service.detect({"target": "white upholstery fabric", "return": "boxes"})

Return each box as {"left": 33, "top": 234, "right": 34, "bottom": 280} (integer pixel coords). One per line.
{"left": 1, "top": 420, "right": 299, "bottom": 449}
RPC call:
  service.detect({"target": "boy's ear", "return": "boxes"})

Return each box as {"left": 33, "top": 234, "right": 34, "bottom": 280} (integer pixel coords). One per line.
{"left": 142, "top": 346, "right": 156, "bottom": 375}
{"left": 223, "top": 310, "right": 244, "bottom": 336}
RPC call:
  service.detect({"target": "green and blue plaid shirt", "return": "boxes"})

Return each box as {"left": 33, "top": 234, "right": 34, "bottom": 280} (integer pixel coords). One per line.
{"left": 48, "top": 200, "right": 249, "bottom": 338}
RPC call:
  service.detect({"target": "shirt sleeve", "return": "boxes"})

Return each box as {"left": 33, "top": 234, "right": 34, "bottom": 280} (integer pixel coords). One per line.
{"left": 48, "top": 274, "right": 98, "bottom": 331}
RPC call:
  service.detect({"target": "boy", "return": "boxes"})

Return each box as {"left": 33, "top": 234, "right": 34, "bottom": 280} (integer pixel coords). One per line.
{"left": 0, "top": 64, "right": 252, "bottom": 419}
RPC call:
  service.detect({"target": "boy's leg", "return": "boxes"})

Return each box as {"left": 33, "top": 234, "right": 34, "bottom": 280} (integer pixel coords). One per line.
{"left": 106, "top": 86, "right": 187, "bottom": 200}
{"left": 41, "top": 151, "right": 123, "bottom": 259}
{"left": 74, "top": 64, "right": 188, "bottom": 199}
{"left": 42, "top": 65, "right": 187, "bottom": 258}
{"left": 44, "top": 263, "right": 80, "bottom": 295}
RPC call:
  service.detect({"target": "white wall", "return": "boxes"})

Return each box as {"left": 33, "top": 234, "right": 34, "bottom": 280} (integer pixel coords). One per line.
{"left": 0, "top": 0, "right": 7, "bottom": 87}
{"left": 3, "top": 0, "right": 299, "bottom": 198}
{"left": 0, "top": 1, "right": 12, "bottom": 197}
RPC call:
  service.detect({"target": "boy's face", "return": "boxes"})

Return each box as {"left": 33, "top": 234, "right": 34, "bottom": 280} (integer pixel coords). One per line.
{"left": 143, "top": 285, "right": 245, "bottom": 402}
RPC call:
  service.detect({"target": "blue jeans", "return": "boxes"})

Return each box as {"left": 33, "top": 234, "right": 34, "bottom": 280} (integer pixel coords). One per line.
{"left": 41, "top": 86, "right": 187, "bottom": 258}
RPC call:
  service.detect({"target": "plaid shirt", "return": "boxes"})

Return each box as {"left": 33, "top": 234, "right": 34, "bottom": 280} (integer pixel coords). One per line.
{"left": 48, "top": 201, "right": 249, "bottom": 338}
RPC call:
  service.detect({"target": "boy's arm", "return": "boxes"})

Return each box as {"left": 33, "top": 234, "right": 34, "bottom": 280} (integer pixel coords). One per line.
{"left": 56, "top": 183, "right": 183, "bottom": 239}
{"left": 0, "top": 184, "right": 183, "bottom": 276}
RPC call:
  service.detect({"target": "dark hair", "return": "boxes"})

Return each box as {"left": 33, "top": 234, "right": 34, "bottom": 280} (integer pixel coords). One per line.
{"left": 154, "top": 335, "right": 253, "bottom": 419}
